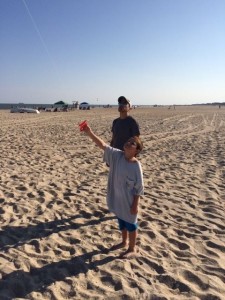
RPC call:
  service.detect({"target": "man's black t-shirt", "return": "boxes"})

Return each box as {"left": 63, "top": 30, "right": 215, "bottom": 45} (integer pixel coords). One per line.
{"left": 111, "top": 116, "right": 140, "bottom": 150}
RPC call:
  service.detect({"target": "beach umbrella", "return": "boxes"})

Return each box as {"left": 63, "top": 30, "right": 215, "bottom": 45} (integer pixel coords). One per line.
{"left": 54, "top": 101, "right": 68, "bottom": 106}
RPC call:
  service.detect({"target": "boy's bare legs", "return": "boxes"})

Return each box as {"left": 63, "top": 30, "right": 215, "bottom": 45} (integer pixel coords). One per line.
{"left": 120, "top": 230, "right": 137, "bottom": 258}
{"left": 121, "top": 228, "right": 128, "bottom": 246}
{"left": 109, "top": 229, "right": 128, "bottom": 251}
{"left": 128, "top": 230, "right": 137, "bottom": 251}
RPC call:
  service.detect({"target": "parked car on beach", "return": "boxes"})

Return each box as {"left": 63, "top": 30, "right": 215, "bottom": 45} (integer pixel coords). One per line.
{"left": 10, "top": 107, "right": 40, "bottom": 114}
{"left": 79, "top": 102, "right": 91, "bottom": 110}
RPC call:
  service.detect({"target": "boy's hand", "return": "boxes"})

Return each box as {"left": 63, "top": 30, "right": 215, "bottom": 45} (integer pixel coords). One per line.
{"left": 130, "top": 195, "right": 139, "bottom": 214}
{"left": 79, "top": 124, "right": 107, "bottom": 150}
{"left": 82, "top": 124, "right": 91, "bottom": 134}
{"left": 130, "top": 206, "right": 138, "bottom": 215}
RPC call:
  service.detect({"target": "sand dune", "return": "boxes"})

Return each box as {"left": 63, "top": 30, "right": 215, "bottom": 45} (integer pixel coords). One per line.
{"left": 0, "top": 106, "right": 224, "bottom": 299}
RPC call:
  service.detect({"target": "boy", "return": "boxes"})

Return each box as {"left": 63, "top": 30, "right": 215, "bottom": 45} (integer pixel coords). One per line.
{"left": 83, "top": 124, "right": 144, "bottom": 258}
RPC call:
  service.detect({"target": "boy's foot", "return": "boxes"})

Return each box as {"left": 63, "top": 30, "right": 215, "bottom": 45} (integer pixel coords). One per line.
{"left": 108, "top": 242, "right": 127, "bottom": 251}
{"left": 119, "top": 248, "right": 138, "bottom": 259}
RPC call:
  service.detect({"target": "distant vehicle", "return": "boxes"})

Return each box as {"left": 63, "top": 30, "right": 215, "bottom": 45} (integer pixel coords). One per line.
{"left": 10, "top": 107, "right": 40, "bottom": 114}
{"left": 45, "top": 107, "right": 54, "bottom": 112}
{"left": 79, "top": 102, "right": 91, "bottom": 110}
{"left": 45, "top": 105, "right": 68, "bottom": 112}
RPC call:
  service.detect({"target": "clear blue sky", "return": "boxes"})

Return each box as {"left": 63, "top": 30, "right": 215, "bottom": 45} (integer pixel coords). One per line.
{"left": 1, "top": 0, "right": 225, "bottom": 105}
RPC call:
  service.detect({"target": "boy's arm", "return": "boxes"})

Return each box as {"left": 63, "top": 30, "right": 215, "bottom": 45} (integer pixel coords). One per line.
{"left": 83, "top": 125, "right": 107, "bottom": 150}
{"left": 130, "top": 195, "right": 140, "bottom": 215}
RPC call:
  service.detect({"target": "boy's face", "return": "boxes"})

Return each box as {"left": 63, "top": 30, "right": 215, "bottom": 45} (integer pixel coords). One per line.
{"left": 123, "top": 138, "right": 138, "bottom": 156}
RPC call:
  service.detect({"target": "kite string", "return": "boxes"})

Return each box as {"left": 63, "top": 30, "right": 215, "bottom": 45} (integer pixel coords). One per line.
{"left": 22, "top": 0, "right": 62, "bottom": 84}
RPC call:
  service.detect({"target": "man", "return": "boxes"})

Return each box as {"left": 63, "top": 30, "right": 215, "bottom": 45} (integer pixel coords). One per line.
{"left": 110, "top": 96, "right": 140, "bottom": 150}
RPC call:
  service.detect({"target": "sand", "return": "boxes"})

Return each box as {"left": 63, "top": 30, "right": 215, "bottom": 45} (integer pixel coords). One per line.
{"left": 0, "top": 106, "right": 224, "bottom": 300}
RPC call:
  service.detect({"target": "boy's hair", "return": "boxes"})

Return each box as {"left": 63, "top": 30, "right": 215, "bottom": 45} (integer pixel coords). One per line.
{"left": 133, "top": 136, "right": 143, "bottom": 156}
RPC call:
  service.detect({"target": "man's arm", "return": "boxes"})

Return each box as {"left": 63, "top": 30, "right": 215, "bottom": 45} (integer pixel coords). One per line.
{"left": 110, "top": 120, "right": 115, "bottom": 147}
{"left": 131, "top": 118, "right": 140, "bottom": 137}
{"left": 110, "top": 134, "right": 114, "bottom": 147}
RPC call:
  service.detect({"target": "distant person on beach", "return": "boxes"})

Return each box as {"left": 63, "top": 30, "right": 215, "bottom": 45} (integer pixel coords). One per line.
{"left": 110, "top": 96, "right": 140, "bottom": 150}
{"left": 82, "top": 124, "right": 144, "bottom": 258}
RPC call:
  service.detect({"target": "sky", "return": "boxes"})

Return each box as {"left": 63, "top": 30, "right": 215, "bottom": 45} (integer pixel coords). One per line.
{"left": 0, "top": 0, "right": 225, "bottom": 106}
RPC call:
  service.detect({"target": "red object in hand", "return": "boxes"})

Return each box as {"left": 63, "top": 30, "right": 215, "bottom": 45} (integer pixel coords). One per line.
{"left": 79, "top": 120, "right": 87, "bottom": 131}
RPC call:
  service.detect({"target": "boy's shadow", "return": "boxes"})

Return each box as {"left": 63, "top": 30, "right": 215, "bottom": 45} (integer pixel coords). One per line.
{"left": 0, "top": 248, "right": 116, "bottom": 299}
{"left": 0, "top": 213, "right": 117, "bottom": 299}
{"left": 0, "top": 213, "right": 115, "bottom": 251}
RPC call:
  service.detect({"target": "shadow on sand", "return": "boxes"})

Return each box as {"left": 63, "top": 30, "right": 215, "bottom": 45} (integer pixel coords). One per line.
{"left": 0, "top": 214, "right": 115, "bottom": 251}
{"left": 0, "top": 248, "right": 116, "bottom": 299}
{"left": 0, "top": 214, "right": 117, "bottom": 299}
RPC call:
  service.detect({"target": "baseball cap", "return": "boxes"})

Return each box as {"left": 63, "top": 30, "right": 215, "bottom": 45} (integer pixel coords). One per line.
{"left": 118, "top": 96, "right": 132, "bottom": 107}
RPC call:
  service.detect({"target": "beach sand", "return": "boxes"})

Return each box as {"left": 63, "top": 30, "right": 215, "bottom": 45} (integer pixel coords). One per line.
{"left": 0, "top": 106, "right": 224, "bottom": 299}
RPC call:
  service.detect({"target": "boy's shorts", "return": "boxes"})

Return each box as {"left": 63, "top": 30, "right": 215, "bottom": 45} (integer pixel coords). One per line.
{"left": 117, "top": 218, "right": 138, "bottom": 232}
